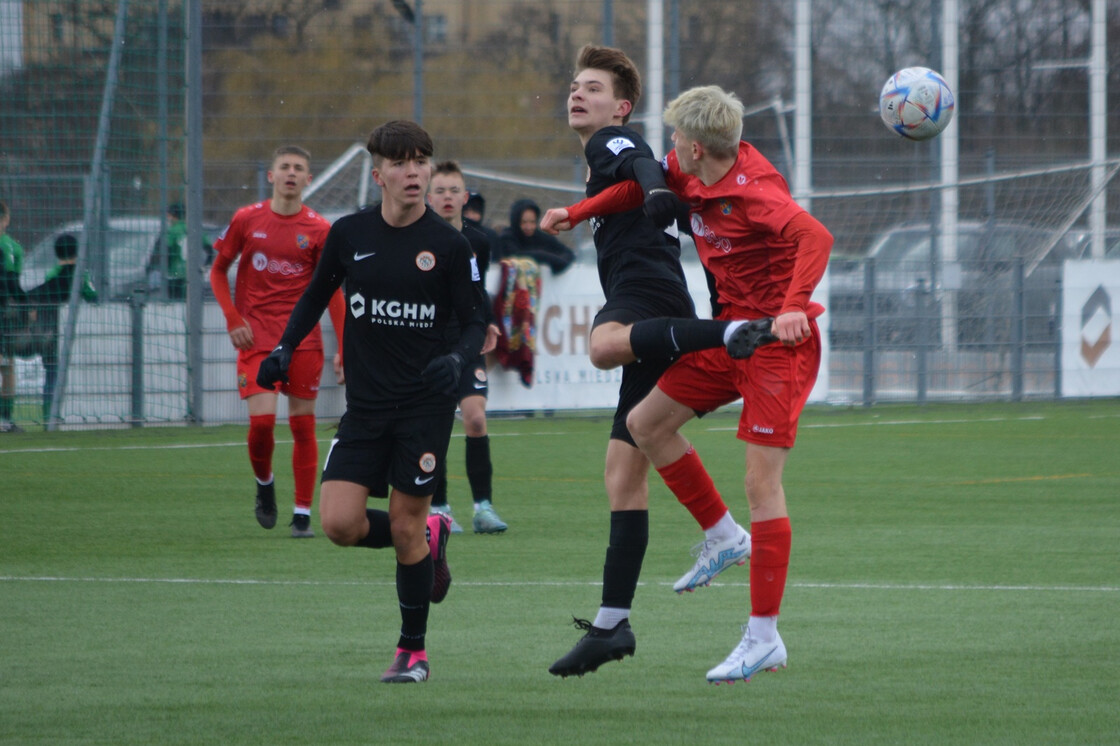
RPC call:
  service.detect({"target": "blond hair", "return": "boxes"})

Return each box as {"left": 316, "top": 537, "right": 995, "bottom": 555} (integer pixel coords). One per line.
{"left": 663, "top": 85, "right": 744, "bottom": 159}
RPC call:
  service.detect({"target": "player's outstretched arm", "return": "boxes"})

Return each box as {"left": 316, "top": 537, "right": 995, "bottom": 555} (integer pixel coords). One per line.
{"left": 540, "top": 182, "right": 644, "bottom": 236}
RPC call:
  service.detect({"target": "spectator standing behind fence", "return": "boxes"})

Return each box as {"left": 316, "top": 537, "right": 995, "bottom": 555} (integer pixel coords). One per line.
{"left": 497, "top": 198, "right": 575, "bottom": 275}
{"left": 148, "top": 202, "right": 214, "bottom": 300}
{"left": 0, "top": 200, "right": 26, "bottom": 433}
{"left": 463, "top": 191, "right": 501, "bottom": 259}
{"left": 23, "top": 234, "right": 98, "bottom": 424}
{"left": 209, "top": 145, "right": 346, "bottom": 538}
{"left": 426, "top": 160, "right": 508, "bottom": 535}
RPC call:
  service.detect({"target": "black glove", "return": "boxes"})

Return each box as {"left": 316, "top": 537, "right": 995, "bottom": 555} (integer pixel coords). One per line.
{"left": 257, "top": 343, "right": 293, "bottom": 389}
{"left": 643, "top": 187, "right": 685, "bottom": 229}
{"left": 422, "top": 351, "right": 465, "bottom": 396}
{"left": 725, "top": 318, "right": 780, "bottom": 360}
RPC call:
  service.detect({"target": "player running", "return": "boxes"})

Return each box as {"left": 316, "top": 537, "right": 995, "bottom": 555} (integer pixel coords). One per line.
{"left": 209, "top": 145, "right": 345, "bottom": 538}
{"left": 547, "top": 85, "right": 833, "bottom": 683}
{"left": 257, "top": 121, "right": 487, "bottom": 684}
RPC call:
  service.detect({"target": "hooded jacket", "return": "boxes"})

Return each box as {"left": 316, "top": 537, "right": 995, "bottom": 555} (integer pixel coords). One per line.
{"left": 496, "top": 198, "right": 575, "bottom": 274}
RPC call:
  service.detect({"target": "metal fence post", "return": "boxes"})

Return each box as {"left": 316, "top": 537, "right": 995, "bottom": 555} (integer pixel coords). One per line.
{"left": 862, "top": 260, "right": 876, "bottom": 406}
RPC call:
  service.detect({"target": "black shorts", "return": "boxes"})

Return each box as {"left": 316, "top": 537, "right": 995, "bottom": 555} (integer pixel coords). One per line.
{"left": 455, "top": 353, "right": 488, "bottom": 401}
{"left": 593, "top": 280, "right": 695, "bottom": 445}
{"left": 321, "top": 410, "right": 455, "bottom": 498}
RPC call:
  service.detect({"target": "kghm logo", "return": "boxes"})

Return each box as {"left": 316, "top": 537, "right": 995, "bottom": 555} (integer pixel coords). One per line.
{"left": 347, "top": 291, "right": 436, "bottom": 326}
{"left": 1080, "top": 285, "right": 1111, "bottom": 368}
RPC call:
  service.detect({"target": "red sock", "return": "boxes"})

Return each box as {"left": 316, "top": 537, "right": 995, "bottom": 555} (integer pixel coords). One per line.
{"left": 289, "top": 414, "right": 318, "bottom": 511}
{"left": 247, "top": 414, "right": 276, "bottom": 482}
{"left": 750, "top": 517, "right": 792, "bottom": 617}
{"left": 656, "top": 446, "right": 728, "bottom": 530}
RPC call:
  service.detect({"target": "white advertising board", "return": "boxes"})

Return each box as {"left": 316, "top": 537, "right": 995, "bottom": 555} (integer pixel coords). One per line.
{"left": 1061, "top": 260, "right": 1120, "bottom": 397}
{"left": 485, "top": 261, "right": 830, "bottom": 412}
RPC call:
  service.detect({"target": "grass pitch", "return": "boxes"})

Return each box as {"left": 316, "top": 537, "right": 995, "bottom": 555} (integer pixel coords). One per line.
{"left": 2, "top": 400, "right": 1118, "bottom": 745}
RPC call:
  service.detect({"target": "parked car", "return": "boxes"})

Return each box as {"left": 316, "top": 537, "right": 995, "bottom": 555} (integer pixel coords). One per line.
{"left": 21, "top": 216, "right": 222, "bottom": 301}
{"left": 828, "top": 220, "right": 1087, "bottom": 349}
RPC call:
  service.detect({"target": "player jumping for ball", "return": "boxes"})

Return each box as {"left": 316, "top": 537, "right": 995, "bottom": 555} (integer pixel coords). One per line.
{"left": 544, "top": 84, "right": 832, "bottom": 683}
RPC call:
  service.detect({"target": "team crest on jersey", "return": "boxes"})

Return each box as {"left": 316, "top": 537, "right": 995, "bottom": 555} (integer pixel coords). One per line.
{"left": 475, "top": 368, "right": 487, "bottom": 383}
{"left": 419, "top": 452, "right": 437, "bottom": 473}
{"left": 606, "top": 136, "right": 636, "bottom": 155}
{"left": 720, "top": 199, "right": 733, "bottom": 216}
{"left": 416, "top": 251, "right": 436, "bottom": 271}
{"left": 296, "top": 234, "right": 310, "bottom": 250}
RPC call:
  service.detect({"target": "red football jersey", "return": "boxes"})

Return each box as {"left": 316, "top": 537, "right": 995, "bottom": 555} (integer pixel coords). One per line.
{"left": 213, "top": 202, "right": 331, "bottom": 351}
{"left": 665, "top": 142, "right": 807, "bottom": 319}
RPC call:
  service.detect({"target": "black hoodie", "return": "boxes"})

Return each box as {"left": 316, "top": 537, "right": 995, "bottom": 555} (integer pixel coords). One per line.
{"left": 496, "top": 198, "right": 575, "bottom": 274}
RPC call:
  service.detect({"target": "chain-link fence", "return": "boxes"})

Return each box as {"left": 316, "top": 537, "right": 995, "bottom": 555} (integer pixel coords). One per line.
{"left": 1, "top": 0, "right": 1117, "bottom": 430}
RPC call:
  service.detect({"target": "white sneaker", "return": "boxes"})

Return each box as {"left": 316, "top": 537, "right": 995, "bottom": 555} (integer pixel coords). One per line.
{"left": 671, "top": 525, "right": 750, "bottom": 593}
{"left": 706, "top": 627, "right": 787, "bottom": 684}
{"left": 429, "top": 504, "right": 464, "bottom": 534}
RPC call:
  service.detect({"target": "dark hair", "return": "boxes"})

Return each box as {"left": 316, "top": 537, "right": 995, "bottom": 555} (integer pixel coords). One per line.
{"left": 272, "top": 144, "right": 311, "bottom": 164}
{"left": 575, "top": 44, "right": 641, "bottom": 124}
{"left": 465, "top": 191, "right": 485, "bottom": 219}
{"left": 433, "top": 160, "right": 464, "bottom": 178}
{"left": 366, "top": 120, "right": 434, "bottom": 164}
{"left": 168, "top": 202, "right": 185, "bottom": 219}
{"left": 55, "top": 233, "right": 79, "bottom": 260}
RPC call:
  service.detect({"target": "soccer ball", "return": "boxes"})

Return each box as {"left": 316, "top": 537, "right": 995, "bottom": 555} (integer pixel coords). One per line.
{"left": 879, "top": 67, "right": 955, "bottom": 141}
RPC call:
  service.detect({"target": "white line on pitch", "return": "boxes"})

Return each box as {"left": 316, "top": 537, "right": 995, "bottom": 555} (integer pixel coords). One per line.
{"left": 1, "top": 576, "right": 1115, "bottom": 593}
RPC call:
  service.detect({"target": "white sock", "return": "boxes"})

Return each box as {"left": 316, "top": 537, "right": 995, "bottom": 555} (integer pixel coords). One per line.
{"left": 593, "top": 606, "right": 629, "bottom": 629}
{"left": 722, "top": 320, "right": 747, "bottom": 345}
{"left": 256, "top": 474, "right": 274, "bottom": 486}
{"left": 747, "top": 615, "right": 778, "bottom": 642}
{"left": 293, "top": 507, "right": 310, "bottom": 517}
{"left": 704, "top": 511, "right": 738, "bottom": 542}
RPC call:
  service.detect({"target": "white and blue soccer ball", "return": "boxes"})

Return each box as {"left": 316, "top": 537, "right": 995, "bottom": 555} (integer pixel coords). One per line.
{"left": 879, "top": 67, "right": 955, "bottom": 141}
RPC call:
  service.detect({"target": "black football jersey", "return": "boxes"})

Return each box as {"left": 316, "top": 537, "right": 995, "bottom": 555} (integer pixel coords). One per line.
{"left": 583, "top": 125, "right": 689, "bottom": 298}
{"left": 282, "top": 204, "right": 485, "bottom": 416}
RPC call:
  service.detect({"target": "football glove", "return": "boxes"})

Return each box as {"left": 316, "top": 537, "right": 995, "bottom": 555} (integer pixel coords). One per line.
{"left": 422, "top": 351, "right": 465, "bottom": 396}
{"left": 256, "top": 343, "right": 293, "bottom": 389}
{"left": 643, "top": 187, "right": 685, "bottom": 229}
{"left": 725, "top": 318, "right": 780, "bottom": 360}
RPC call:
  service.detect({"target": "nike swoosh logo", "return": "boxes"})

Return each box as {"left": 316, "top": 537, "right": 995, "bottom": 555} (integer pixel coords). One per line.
{"left": 414, "top": 475, "right": 435, "bottom": 486}
{"left": 740, "top": 645, "right": 780, "bottom": 678}
{"left": 354, "top": 252, "right": 376, "bottom": 261}
{"left": 472, "top": 382, "right": 487, "bottom": 389}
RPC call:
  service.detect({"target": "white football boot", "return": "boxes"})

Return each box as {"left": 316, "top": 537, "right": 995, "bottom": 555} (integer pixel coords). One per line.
{"left": 706, "top": 626, "right": 787, "bottom": 684}
{"left": 672, "top": 524, "right": 751, "bottom": 593}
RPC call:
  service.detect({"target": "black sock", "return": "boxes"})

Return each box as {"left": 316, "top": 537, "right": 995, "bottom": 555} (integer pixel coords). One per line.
{"left": 601, "top": 510, "right": 649, "bottom": 610}
{"left": 430, "top": 466, "right": 449, "bottom": 508}
{"left": 356, "top": 509, "right": 393, "bottom": 549}
{"left": 629, "top": 318, "right": 728, "bottom": 362}
{"left": 465, "top": 435, "right": 492, "bottom": 502}
{"left": 396, "top": 555, "right": 433, "bottom": 651}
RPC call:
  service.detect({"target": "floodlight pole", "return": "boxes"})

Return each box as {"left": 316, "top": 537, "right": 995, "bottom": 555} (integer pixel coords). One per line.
{"left": 392, "top": 0, "right": 424, "bottom": 125}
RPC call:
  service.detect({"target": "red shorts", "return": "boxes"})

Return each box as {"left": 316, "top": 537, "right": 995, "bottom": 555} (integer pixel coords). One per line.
{"left": 657, "top": 325, "right": 821, "bottom": 448}
{"left": 237, "top": 348, "right": 324, "bottom": 400}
